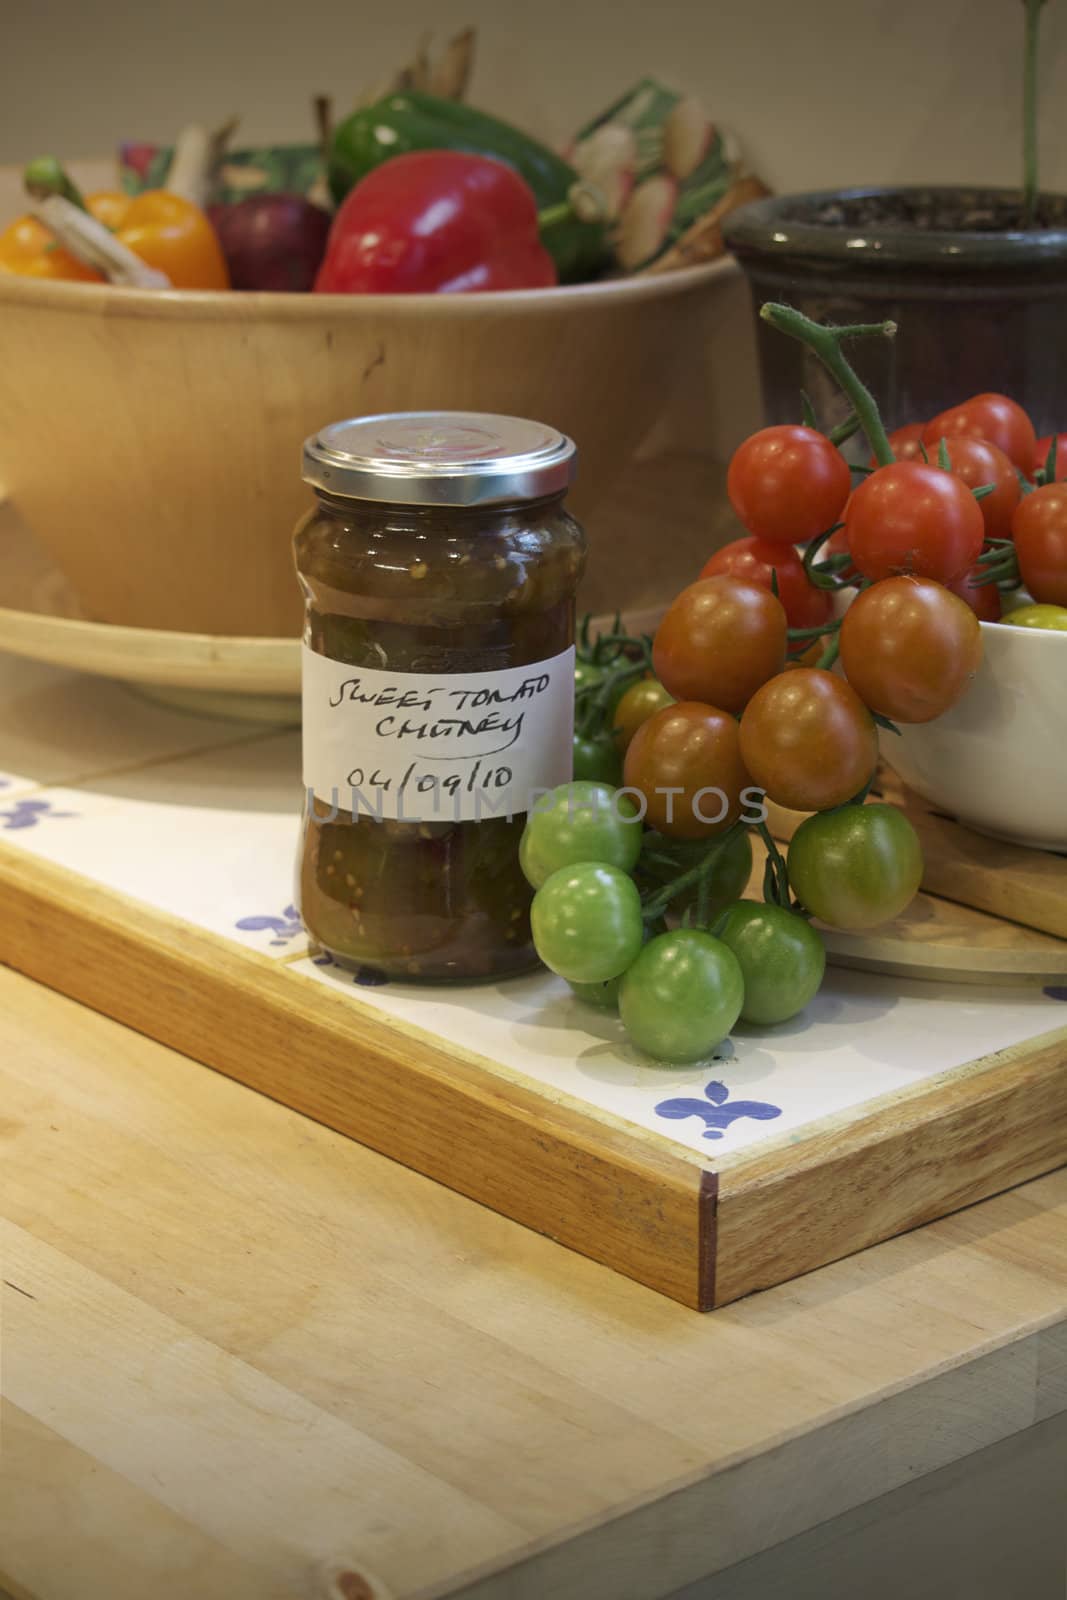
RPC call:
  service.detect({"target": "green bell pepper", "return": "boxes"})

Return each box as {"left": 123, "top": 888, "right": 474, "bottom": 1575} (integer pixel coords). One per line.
{"left": 328, "top": 90, "right": 607, "bottom": 284}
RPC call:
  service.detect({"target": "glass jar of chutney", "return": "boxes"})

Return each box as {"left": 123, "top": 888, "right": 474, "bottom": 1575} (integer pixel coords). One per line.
{"left": 295, "top": 411, "right": 586, "bottom": 983}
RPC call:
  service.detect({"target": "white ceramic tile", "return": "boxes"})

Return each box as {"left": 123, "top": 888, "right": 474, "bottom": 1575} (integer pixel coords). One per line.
{"left": 0, "top": 768, "right": 35, "bottom": 799}
{"left": 3, "top": 684, "right": 1063, "bottom": 1156}
{"left": 0, "top": 734, "right": 307, "bottom": 957}
{"left": 0, "top": 650, "right": 282, "bottom": 792}
{"left": 292, "top": 954, "right": 1067, "bottom": 1162}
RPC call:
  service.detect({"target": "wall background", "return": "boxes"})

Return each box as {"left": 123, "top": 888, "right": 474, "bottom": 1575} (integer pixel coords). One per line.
{"left": 2, "top": 0, "right": 1065, "bottom": 193}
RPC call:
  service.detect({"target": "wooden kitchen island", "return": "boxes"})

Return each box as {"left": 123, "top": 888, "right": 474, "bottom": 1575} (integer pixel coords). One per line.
{"left": 2, "top": 956, "right": 1065, "bottom": 1600}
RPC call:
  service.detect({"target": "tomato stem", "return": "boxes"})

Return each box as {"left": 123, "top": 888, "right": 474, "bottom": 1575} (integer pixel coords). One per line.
{"left": 759, "top": 303, "right": 897, "bottom": 467}
{"left": 24, "top": 156, "right": 88, "bottom": 212}
{"left": 755, "top": 821, "right": 791, "bottom": 909}
{"left": 846, "top": 773, "right": 877, "bottom": 807}
{"left": 828, "top": 413, "right": 861, "bottom": 448}
{"left": 801, "top": 522, "right": 854, "bottom": 592}
{"left": 814, "top": 636, "right": 840, "bottom": 672}
{"left": 574, "top": 628, "right": 654, "bottom": 739}
{"left": 638, "top": 825, "right": 742, "bottom": 924}
{"left": 975, "top": 535, "right": 1021, "bottom": 587}
{"left": 788, "top": 615, "right": 842, "bottom": 642}
{"left": 797, "top": 390, "right": 860, "bottom": 450}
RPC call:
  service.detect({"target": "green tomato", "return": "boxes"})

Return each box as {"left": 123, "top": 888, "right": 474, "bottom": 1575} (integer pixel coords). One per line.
{"left": 717, "top": 901, "right": 825, "bottom": 1025}
{"left": 574, "top": 656, "right": 636, "bottom": 724}
{"left": 567, "top": 973, "right": 622, "bottom": 1011}
{"left": 572, "top": 734, "right": 624, "bottom": 785}
{"left": 619, "top": 929, "right": 744, "bottom": 1063}
{"left": 787, "top": 803, "right": 922, "bottom": 931}
{"left": 638, "top": 827, "right": 753, "bottom": 918}
{"left": 574, "top": 657, "right": 607, "bottom": 693}
{"left": 1005, "top": 602, "right": 1067, "bottom": 631}
{"left": 520, "top": 781, "right": 642, "bottom": 889}
{"left": 531, "top": 862, "right": 644, "bottom": 984}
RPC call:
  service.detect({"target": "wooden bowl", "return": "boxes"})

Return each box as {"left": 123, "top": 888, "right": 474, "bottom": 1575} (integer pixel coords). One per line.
{"left": 0, "top": 261, "right": 741, "bottom": 637}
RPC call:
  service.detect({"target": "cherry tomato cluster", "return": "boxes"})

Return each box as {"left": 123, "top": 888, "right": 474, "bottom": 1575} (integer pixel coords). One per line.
{"left": 520, "top": 780, "right": 825, "bottom": 1063}
{"left": 531, "top": 318, "right": 1066, "bottom": 1067}
{"left": 850, "top": 397, "right": 1067, "bottom": 627}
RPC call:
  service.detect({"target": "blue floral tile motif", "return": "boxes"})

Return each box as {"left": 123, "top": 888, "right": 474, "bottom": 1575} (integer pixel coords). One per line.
{"left": 1044, "top": 987, "right": 1067, "bottom": 1001}
{"left": 0, "top": 798, "right": 77, "bottom": 830}
{"left": 655, "top": 1079, "right": 782, "bottom": 1141}
{"left": 235, "top": 904, "right": 304, "bottom": 947}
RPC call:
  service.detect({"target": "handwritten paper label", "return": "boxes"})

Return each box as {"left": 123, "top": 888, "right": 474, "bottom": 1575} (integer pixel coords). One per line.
{"left": 302, "top": 644, "right": 576, "bottom": 823}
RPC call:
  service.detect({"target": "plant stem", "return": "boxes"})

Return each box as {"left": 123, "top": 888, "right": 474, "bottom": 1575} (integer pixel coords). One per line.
{"left": 788, "top": 615, "right": 843, "bottom": 642}
{"left": 756, "top": 821, "right": 791, "bottom": 908}
{"left": 1022, "top": 0, "right": 1044, "bottom": 228}
{"left": 828, "top": 413, "right": 862, "bottom": 448}
{"left": 574, "top": 636, "right": 653, "bottom": 739}
{"left": 639, "top": 828, "right": 739, "bottom": 923}
{"left": 760, "top": 303, "right": 897, "bottom": 466}
{"left": 540, "top": 180, "right": 609, "bottom": 234}
{"left": 801, "top": 522, "right": 853, "bottom": 592}
{"left": 537, "top": 199, "right": 573, "bottom": 231}
{"left": 815, "top": 635, "right": 841, "bottom": 672}
{"left": 24, "top": 156, "right": 87, "bottom": 211}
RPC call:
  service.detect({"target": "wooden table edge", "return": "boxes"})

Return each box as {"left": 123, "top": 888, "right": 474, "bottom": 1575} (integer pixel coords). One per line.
{"left": 0, "top": 843, "right": 714, "bottom": 1310}
{"left": 411, "top": 1315, "right": 1067, "bottom": 1599}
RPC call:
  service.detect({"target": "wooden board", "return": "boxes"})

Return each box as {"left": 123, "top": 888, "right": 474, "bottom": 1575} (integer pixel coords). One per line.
{"left": 2, "top": 840, "right": 1066, "bottom": 1313}
{"left": 762, "top": 787, "right": 1067, "bottom": 984}
{"left": 879, "top": 773, "right": 1067, "bottom": 940}
{"left": 4, "top": 968, "right": 1066, "bottom": 1600}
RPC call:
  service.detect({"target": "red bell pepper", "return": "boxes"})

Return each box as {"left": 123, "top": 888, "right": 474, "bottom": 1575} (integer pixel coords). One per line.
{"left": 313, "top": 150, "right": 557, "bottom": 294}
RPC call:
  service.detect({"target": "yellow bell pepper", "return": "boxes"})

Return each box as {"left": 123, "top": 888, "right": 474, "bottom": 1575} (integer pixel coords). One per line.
{"left": 0, "top": 159, "right": 230, "bottom": 290}
{"left": 89, "top": 189, "right": 230, "bottom": 289}
{"left": 0, "top": 213, "right": 101, "bottom": 281}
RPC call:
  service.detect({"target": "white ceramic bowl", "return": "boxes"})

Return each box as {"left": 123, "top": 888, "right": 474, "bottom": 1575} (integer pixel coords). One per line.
{"left": 886, "top": 619, "right": 1067, "bottom": 851}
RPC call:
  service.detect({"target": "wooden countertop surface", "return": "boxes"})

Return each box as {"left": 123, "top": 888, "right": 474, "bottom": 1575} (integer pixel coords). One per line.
{"left": 2, "top": 961, "right": 1065, "bottom": 1600}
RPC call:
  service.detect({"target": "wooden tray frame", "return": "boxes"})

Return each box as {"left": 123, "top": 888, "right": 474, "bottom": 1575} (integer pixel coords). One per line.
{"left": 3, "top": 842, "right": 1066, "bottom": 1311}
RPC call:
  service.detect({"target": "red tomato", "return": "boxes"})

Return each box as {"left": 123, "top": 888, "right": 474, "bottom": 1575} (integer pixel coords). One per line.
{"left": 844, "top": 461, "right": 985, "bottom": 584}
{"left": 1031, "top": 433, "right": 1067, "bottom": 483}
{"left": 923, "top": 393, "right": 1036, "bottom": 474}
{"left": 926, "top": 435, "right": 1020, "bottom": 542}
{"left": 1011, "top": 484, "right": 1067, "bottom": 606}
{"left": 652, "top": 576, "right": 788, "bottom": 713}
{"left": 946, "top": 565, "right": 1002, "bottom": 621}
{"left": 622, "top": 701, "right": 750, "bottom": 840}
{"left": 839, "top": 577, "right": 983, "bottom": 723}
{"left": 739, "top": 669, "right": 879, "bottom": 813}
{"left": 870, "top": 422, "right": 927, "bottom": 466}
{"left": 726, "top": 425, "right": 851, "bottom": 544}
{"left": 700, "top": 536, "right": 833, "bottom": 631}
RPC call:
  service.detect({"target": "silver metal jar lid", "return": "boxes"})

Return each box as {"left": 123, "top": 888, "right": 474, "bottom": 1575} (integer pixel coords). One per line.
{"left": 302, "top": 411, "right": 577, "bottom": 507}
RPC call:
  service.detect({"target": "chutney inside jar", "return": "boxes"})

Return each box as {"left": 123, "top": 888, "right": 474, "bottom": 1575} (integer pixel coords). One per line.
{"left": 295, "top": 412, "right": 586, "bottom": 983}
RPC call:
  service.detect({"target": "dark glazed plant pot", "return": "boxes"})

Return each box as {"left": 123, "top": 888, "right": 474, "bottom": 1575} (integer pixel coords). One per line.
{"left": 722, "top": 186, "right": 1067, "bottom": 437}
